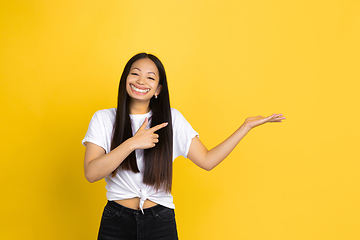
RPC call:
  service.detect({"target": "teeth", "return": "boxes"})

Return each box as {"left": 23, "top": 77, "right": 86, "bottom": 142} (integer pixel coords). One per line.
{"left": 131, "top": 84, "right": 150, "bottom": 93}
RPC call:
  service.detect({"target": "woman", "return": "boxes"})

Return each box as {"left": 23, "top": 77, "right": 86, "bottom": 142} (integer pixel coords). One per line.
{"left": 82, "top": 52, "right": 285, "bottom": 240}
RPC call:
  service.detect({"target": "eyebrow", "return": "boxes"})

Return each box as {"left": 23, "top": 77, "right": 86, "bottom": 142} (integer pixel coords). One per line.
{"left": 132, "top": 67, "right": 156, "bottom": 76}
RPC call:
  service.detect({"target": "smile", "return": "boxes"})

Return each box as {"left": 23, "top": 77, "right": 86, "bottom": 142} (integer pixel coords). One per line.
{"left": 130, "top": 84, "right": 150, "bottom": 93}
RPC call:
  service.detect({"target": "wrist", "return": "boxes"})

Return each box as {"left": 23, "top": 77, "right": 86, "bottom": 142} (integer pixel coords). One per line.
{"left": 239, "top": 123, "right": 252, "bottom": 133}
{"left": 125, "top": 137, "right": 138, "bottom": 151}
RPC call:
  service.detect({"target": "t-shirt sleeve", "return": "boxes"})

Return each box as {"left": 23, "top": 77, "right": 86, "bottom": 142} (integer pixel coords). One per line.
{"left": 82, "top": 111, "right": 107, "bottom": 151}
{"left": 172, "top": 109, "right": 199, "bottom": 159}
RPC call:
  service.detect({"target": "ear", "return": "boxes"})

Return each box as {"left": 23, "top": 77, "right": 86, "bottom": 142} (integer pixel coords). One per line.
{"left": 155, "top": 84, "right": 162, "bottom": 96}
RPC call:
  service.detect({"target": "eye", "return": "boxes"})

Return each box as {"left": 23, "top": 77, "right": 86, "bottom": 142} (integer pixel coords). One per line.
{"left": 148, "top": 77, "right": 155, "bottom": 81}
{"left": 131, "top": 73, "right": 139, "bottom": 76}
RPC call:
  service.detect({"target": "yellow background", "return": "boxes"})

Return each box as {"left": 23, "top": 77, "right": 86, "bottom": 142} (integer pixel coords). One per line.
{"left": 1, "top": 0, "right": 359, "bottom": 239}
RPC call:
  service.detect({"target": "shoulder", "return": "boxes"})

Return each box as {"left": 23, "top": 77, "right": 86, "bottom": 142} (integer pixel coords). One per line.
{"left": 170, "top": 108, "right": 191, "bottom": 126}
{"left": 93, "top": 108, "right": 116, "bottom": 120}
{"left": 89, "top": 108, "right": 117, "bottom": 129}
{"left": 170, "top": 108, "right": 182, "bottom": 117}
{"left": 170, "top": 108, "right": 186, "bottom": 121}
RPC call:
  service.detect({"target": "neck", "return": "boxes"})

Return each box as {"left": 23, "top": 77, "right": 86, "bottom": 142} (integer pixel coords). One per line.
{"left": 129, "top": 99, "right": 151, "bottom": 114}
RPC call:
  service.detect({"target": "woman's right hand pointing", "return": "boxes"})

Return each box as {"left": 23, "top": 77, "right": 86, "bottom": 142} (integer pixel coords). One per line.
{"left": 132, "top": 118, "right": 168, "bottom": 149}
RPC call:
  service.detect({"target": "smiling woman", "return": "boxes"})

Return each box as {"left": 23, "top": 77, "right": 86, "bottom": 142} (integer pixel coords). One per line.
{"left": 82, "top": 52, "right": 285, "bottom": 239}
{"left": 126, "top": 58, "right": 162, "bottom": 102}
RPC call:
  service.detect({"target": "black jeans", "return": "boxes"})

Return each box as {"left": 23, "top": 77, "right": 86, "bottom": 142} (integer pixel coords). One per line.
{"left": 98, "top": 201, "right": 178, "bottom": 240}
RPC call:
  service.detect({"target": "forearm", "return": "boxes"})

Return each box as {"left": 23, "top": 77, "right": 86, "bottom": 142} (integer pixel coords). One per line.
{"left": 188, "top": 113, "right": 284, "bottom": 171}
{"left": 204, "top": 124, "right": 251, "bottom": 170}
{"left": 85, "top": 138, "right": 136, "bottom": 182}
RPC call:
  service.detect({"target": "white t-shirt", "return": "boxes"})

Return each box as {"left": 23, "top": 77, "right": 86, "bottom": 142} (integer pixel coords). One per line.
{"left": 82, "top": 108, "right": 198, "bottom": 212}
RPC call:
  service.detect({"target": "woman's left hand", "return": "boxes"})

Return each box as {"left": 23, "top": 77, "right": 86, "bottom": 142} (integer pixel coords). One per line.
{"left": 243, "top": 113, "right": 286, "bottom": 130}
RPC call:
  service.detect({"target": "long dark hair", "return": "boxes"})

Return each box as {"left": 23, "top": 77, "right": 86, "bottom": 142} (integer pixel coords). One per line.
{"left": 111, "top": 53, "right": 173, "bottom": 193}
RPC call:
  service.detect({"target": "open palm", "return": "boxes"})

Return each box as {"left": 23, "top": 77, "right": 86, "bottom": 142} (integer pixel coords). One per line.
{"left": 244, "top": 113, "right": 285, "bottom": 130}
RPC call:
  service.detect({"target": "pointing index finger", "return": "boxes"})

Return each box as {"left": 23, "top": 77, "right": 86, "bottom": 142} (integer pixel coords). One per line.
{"left": 150, "top": 122, "right": 168, "bottom": 132}
{"left": 139, "top": 117, "right": 148, "bottom": 130}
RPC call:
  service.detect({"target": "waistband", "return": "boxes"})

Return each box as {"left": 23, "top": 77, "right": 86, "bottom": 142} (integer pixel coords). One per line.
{"left": 106, "top": 200, "right": 167, "bottom": 215}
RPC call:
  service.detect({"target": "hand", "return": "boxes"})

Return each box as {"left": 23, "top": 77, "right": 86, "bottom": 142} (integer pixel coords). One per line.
{"left": 243, "top": 113, "right": 286, "bottom": 130}
{"left": 131, "top": 118, "right": 168, "bottom": 149}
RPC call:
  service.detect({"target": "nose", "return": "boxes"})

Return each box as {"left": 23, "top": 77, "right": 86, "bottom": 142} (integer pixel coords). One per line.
{"left": 137, "top": 76, "right": 145, "bottom": 85}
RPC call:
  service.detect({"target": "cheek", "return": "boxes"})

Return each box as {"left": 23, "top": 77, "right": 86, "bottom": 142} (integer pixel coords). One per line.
{"left": 126, "top": 76, "right": 133, "bottom": 84}
{"left": 125, "top": 78, "right": 132, "bottom": 91}
{"left": 150, "top": 79, "right": 160, "bottom": 89}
